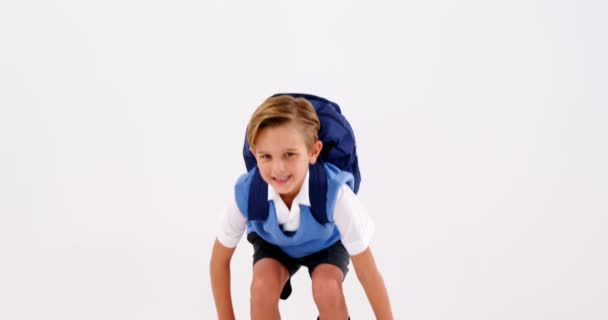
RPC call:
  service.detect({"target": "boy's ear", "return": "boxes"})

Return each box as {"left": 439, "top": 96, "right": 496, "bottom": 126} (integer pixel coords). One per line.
{"left": 309, "top": 140, "right": 323, "bottom": 164}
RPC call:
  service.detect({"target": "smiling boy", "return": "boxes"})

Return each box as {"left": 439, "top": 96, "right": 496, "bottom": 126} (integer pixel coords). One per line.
{"left": 210, "top": 95, "right": 393, "bottom": 319}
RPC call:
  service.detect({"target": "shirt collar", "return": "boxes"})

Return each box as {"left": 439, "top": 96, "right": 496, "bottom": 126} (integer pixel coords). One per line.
{"left": 267, "top": 169, "right": 311, "bottom": 207}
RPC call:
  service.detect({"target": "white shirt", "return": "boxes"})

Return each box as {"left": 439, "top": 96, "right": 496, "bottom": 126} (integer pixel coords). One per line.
{"left": 216, "top": 171, "right": 375, "bottom": 256}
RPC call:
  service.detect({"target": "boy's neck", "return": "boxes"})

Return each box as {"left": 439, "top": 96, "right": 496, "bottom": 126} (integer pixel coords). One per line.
{"left": 280, "top": 194, "right": 294, "bottom": 210}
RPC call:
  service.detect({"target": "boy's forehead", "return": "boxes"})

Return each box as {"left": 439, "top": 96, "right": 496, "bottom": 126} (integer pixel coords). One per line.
{"left": 254, "top": 125, "right": 307, "bottom": 148}
{"left": 252, "top": 139, "right": 307, "bottom": 153}
{"left": 253, "top": 143, "right": 303, "bottom": 153}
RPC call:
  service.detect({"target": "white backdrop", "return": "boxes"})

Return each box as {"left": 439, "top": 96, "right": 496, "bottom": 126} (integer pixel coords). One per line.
{"left": 1, "top": 0, "right": 607, "bottom": 319}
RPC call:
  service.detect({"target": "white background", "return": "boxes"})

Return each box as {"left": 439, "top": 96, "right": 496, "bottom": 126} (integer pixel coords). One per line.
{"left": 1, "top": 0, "right": 607, "bottom": 319}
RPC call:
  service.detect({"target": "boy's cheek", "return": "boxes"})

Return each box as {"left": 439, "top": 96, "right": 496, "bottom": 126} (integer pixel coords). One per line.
{"left": 257, "top": 167, "right": 271, "bottom": 183}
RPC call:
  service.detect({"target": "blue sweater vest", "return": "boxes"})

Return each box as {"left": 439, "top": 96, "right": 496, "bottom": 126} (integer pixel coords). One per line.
{"left": 234, "top": 163, "right": 355, "bottom": 258}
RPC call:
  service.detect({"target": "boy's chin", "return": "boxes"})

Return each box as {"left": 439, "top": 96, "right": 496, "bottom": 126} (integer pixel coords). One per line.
{"left": 272, "top": 184, "right": 292, "bottom": 194}
{"left": 273, "top": 182, "right": 299, "bottom": 197}
{"left": 262, "top": 179, "right": 289, "bottom": 192}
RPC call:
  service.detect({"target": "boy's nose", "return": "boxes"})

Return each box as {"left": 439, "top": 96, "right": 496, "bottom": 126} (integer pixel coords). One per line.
{"left": 271, "top": 159, "right": 287, "bottom": 173}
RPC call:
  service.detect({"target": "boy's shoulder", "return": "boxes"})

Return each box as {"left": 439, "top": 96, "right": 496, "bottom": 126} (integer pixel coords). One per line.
{"left": 234, "top": 167, "right": 256, "bottom": 185}
{"left": 324, "top": 162, "right": 355, "bottom": 192}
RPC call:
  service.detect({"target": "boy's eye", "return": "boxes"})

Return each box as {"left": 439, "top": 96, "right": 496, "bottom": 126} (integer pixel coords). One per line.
{"left": 259, "top": 154, "right": 271, "bottom": 160}
{"left": 285, "top": 152, "right": 296, "bottom": 158}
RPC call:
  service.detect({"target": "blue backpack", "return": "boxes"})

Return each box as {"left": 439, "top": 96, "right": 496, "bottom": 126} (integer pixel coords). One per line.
{"left": 242, "top": 93, "right": 361, "bottom": 224}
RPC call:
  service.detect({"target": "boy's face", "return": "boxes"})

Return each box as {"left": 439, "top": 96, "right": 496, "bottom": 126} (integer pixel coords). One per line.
{"left": 250, "top": 122, "right": 322, "bottom": 205}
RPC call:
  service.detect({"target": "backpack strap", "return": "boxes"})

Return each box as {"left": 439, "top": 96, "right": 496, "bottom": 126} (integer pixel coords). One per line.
{"left": 247, "top": 168, "right": 269, "bottom": 221}
{"left": 247, "top": 161, "right": 328, "bottom": 225}
{"left": 308, "top": 159, "right": 329, "bottom": 224}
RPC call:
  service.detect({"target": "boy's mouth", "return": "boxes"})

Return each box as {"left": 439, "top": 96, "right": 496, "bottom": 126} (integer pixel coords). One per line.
{"left": 272, "top": 175, "right": 291, "bottom": 185}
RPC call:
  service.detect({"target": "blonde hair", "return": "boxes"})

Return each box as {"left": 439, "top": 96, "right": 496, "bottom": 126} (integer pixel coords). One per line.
{"left": 247, "top": 95, "right": 320, "bottom": 150}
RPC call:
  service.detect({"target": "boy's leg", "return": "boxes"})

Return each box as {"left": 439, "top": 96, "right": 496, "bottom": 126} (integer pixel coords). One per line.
{"left": 247, "top": 233, "right": 301, "bottom": 319}
{"left": 302, "top": 240, "right": 351, "bottom": 320}
{"left": 250, "top": 258, "right": 290, "bottom": 320}
{"left": 311, "top": 264, "right": 348, "bottom": 320}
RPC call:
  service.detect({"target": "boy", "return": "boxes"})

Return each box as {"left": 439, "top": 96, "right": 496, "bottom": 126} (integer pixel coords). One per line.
{"left": 210, "top": 95, "right": 393, "bottom": 319}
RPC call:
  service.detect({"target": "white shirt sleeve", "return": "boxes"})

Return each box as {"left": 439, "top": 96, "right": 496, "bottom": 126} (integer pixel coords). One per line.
{"left": 216, "top": 198, "right": 247, "bottom": 248}
{"left": 333, "top": 184, "right": 375, "bottom": 256}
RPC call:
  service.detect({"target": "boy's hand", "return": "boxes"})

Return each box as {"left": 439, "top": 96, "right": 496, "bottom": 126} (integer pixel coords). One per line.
{"left": 352, "top": 247, "right": 394, "bottom": 320}
{"left": 210, "top": 239, "right": 237, "bottom": 320}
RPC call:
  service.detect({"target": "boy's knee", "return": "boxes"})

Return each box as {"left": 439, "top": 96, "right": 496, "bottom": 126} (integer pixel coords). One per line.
{"left": 250, "top": 277, "right": 281, "bottom": 304}
{"left": 312, "top": 277, "right": 343, "bottom": 304}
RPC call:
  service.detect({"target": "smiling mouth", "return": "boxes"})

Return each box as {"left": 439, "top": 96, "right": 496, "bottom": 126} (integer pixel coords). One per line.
{"left": 272, "top": 175, "right": 291, "bottom": 185}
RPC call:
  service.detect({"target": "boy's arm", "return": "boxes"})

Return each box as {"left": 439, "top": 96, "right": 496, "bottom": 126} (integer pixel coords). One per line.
{"left": 210, "top": 239, "right": 237, "bottom": 320}
{"left": 351, "top": 247, "right": 394, "bottom": 320}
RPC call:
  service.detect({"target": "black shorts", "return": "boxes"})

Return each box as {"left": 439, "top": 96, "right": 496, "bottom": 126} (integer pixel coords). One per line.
{"left": 247, "top": 232, "right": 350, "bottom": 300}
